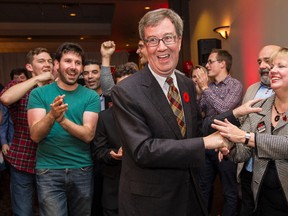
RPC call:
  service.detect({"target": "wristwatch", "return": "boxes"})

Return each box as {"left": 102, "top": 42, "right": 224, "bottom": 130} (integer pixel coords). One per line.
{"left": 244, "top": 132, "right": 251, "bottom": 145}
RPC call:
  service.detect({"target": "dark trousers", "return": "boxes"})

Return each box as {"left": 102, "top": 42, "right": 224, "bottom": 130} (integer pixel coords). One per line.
{"left": 103, "top": 208, "right": 118, "bottom": 216}
{"left": 91, "top": 163, "right": 103, "bottom": 216}
{"left": 199, "top": 151, "right": 238, "bottom": 216}
{"left": 239, "top": 168, "right": 255, "bottom": 216}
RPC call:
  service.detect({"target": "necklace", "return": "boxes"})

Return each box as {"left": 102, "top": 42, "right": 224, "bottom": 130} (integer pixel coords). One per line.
{"left": 273, "top": 103, "right": 287, "bottom": 122}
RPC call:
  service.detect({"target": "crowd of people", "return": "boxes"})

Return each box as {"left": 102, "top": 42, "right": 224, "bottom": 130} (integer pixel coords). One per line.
{"left": 0, "top": 8, "right": 288, "bottom": 216}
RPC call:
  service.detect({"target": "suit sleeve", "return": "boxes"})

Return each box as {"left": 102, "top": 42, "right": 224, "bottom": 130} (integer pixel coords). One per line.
{"left": 202, "top": 110, "right": 240, "bottom": 136}
{"left": 255, "top": 134, "right": 288, "bottom": 160}
{"left": 228, "top": 114, "right": 253, "bottom": 163}
{"left": 0, "top": 104, "right": 14, "bottom": 145}
{"left": 93, "top": 112, "right": 120, "bottom": 165}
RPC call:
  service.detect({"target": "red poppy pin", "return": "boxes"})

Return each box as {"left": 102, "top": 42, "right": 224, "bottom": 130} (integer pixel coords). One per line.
{"left": 183, "top": 92, "right": 190, "bottom": 103}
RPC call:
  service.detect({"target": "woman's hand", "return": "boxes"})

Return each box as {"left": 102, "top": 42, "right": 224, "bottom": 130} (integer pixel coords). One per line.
{"left": 211, "top": 118, "right": 246, "bottom": 143}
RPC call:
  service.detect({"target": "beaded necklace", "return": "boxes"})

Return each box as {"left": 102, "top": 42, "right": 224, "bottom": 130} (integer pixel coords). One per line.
{"left": 273, "top": 103, "right": 287, "bottom": 122}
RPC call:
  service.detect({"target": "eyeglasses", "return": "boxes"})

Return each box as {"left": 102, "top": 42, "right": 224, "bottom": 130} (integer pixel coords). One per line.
{"left": 206, "top": 60, "right": 220, "bottom": 65}
{"left": 144, "top": 34, "right": 177, "bottom": 47}
{"left": 138, "top": 43, "right": 144, "bottom": 49}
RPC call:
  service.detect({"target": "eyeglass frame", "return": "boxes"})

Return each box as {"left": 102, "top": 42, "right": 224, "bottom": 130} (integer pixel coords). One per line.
{"left": 144, "top": 34, "right": 178, "bottom": 47}
{"left": 206, "top": 59, "right": 221, "bottom": 65}
{"left": 137, "top": 43, "right": 144, "bottom": 50}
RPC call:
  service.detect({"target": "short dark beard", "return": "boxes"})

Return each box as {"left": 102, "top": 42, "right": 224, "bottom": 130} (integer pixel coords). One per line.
{"left": 58, "top": 69, "right": 79, "bottom": 86}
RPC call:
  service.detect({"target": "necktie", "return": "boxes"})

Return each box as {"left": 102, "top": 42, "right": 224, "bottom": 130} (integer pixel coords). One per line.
{"left": 166, "top": 77, "right": 186, "bottom": 137}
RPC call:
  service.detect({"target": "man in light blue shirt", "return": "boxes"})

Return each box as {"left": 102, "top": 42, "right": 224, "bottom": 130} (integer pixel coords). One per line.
{"left": 239, "top": 45, "right": 280, "bottom": 216}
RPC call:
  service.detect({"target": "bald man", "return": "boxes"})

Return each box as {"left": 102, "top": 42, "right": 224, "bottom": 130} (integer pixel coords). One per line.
{"left": 239, "top": 44, "right": 281, "bottom": 216}
{"left": 242, "top": 45, "right": 281, "bottom": 103}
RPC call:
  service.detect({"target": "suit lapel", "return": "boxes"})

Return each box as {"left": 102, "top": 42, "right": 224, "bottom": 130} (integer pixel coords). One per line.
{"left": 265, "top": 96, "right": 288, "bottom": 131}
{"left": 141, "top": 67, "right": 183, "bottom": 139}
{"left": 251, "top": 95, "right": 288, "bottom": 134}
{"left": 252, "top": 96, "right": 274, "bottom": 134}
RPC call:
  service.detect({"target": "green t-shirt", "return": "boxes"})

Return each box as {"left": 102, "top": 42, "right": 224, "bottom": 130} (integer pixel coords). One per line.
{"left": 27, "top": 82, "right": 100, "bottom": 169}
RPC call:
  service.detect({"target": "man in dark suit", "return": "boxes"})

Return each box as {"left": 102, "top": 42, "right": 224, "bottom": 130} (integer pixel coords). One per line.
{"left": 93, "top": 63, "right": 138, "bottom": 216}
{"left": 111, "top": 8, "right": 234, "bottom": 216}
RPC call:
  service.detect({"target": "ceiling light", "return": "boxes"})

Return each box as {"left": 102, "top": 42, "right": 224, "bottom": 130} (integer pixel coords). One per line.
{"left": 213, "top": 26, "right": 230, "bottom": 39}
{"left": 27, "top": 37, "right": 32, "bottom": 40}
{"left": 70, "top": 13, "right": 77, "bottom": 17}
{"left": 144, "top": 6, "right": 150, "bottom": 10}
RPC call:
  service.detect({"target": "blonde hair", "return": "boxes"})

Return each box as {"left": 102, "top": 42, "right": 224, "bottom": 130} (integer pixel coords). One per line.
{"left": 270, "top": 47, "right": 288, "bottom": 63}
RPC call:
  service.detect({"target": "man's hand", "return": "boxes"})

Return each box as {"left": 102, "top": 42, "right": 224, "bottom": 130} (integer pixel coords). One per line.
{"left": 195, "top": 67, "right": 209, "bottom": 91}
{"left": 36, "top": 72, "right": 55, "bottom": 86}
{"left": 1, "top": 144, "right": 10, "bottom": 155}
{"left": 203, "top": 131, "right": 230, "bottom": 150}
{"left": 101, "top": 41, "right": 116, "bottom": 59}
{"left": 49, "top": 95, "right": 68, "bottom": 122}
{"left": 233, "top": 98, "right": 263, "bottom": 118}
{"left": 110, "top": 147, "right": 122, "bottom": 160}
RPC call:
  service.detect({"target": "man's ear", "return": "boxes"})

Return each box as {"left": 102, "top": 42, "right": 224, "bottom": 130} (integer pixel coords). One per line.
{"left": 26, "top": 63, "right": 33, "bottom": 72}
{"left": 220, "top": 60, "right": 226, "bottom": 70}
{"left": 178, "top": 36, "right": 182, "bottom": 51}
{"left": 54, "top": 60, "right": 59, "bottom": 70}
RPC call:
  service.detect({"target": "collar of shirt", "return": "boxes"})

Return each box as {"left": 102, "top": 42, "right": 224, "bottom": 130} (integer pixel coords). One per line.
{"left": 260, "top": 82, "right": 270, "bottom": 88}
{"left": 211, "top": 74, "right": 231, "bottom": 86}
{"left": 148, "top": 64, "right": 179, "bottom": 96}
{"left": 255, "top": 84, "right": 274, "bottom": 99}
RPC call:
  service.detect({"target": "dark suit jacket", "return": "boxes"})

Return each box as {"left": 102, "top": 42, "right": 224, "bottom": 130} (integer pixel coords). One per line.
{"left": 111, "top": 65, "right": 213, "bottom": 216}
{"left": 93, "top": 108, "right": 121, "bottom": 210}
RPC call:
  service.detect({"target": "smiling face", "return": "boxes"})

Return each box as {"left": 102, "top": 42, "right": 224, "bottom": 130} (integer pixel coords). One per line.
{"left": 270, "top": 53, "right": 288, "bottom": 91}
{"left": 55, "top": 51, "right": 83, "bottom": 88}
{"left": 83, "top": 64, "right": 101, "bottom": 91}
{"left": 26, "top": 52, "right": 53, "bottom": 76}
{"left": 144, "top": 18, "right": 182, "bottom": 77}
{"left": 205, "top": 53, "right": 223, "bottom": 78}
{"left": 258, "top": 45, "right": 280, "bottom": 85}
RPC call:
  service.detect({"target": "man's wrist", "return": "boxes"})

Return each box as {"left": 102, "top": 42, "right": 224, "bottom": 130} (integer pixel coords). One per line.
{"left": 56, "top": 116, "right": 65, "bottom": 123}
{"left": 232, "top": 107, "right": 240, "bottom": 118}
{"left": 47, "top": 112, "right": 55, "bottom": 122}
{"left": 201, "top": 86, "right": 208, "bottom": 91}
{"left": 101, "top": 56, "right": 111, "bottom": 66}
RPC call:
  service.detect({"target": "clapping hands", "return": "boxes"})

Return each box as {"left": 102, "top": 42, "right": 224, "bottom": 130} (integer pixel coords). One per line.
{"left": 49, "top": 95, "right": 68, "bottom": 123}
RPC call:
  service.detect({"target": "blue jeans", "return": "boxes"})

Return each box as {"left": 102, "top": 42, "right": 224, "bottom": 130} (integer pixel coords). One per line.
{"left": 36, "top": 166, "right": 94, "bottom": 216}
{"left": 10, "top": 165, "right": 36, "bottom": 216}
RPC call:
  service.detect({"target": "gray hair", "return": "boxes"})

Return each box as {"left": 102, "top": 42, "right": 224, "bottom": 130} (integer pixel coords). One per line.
{"left": 138, "top": 8, "right": 183, "bottom": 40}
